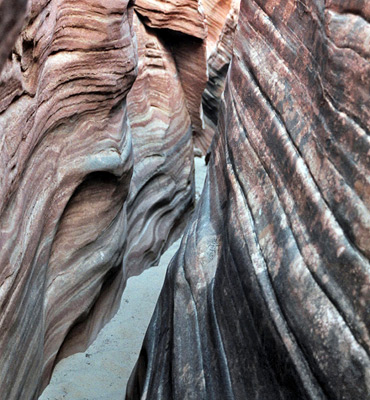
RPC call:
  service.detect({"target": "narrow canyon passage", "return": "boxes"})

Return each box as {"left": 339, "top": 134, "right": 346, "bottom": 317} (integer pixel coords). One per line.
{"left": 0, "top": 0, "right": 368, "bottom": 399}
{"left": 0, "top": 1, "right": 237, "bottom": 398}
{"left": 40, "top": 157, "right": 207, "bottom": 400}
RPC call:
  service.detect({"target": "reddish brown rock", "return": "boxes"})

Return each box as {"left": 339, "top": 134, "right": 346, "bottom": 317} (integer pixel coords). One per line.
{"left": 0, "top": 0, "right": 28, "bottom": 72}
{"left": 202, "top": 0, "right": 239, "bottom": 147}
{"left": 169, "top": 0, "right": 239, "bottom": 154}
{"left": 133, "top": 0, "right": 238, "bottom": 155}
{"left": 134, "top": 0, "right": 207, "bottom": 39}
{"left": 0, "top": 0, "right": 212, "bottom": 396}
{"left": 125, "top": 13, "right": 194, "bottom": 277}
{"left": 202, "top": 0, "right": 234, "bottom": 52}
{"left": 169, "top": 36, "right": 209, "bottom": 153}
{"left": 127, "top": 0, "right": 370, "bottom": 399}
{"left": 0, "top": 0, "right": 238, "bottom": 396}
{"left": 0, "top": 1, "right": 137, "bottom": 398}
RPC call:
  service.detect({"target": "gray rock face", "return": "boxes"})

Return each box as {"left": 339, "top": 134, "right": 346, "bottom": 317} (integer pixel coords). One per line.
{"left": 126, "top": 0, "right": 370, "bottom": 398}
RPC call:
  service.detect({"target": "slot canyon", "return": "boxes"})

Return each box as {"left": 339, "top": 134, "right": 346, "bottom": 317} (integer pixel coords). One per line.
{"left": 0, "top": 0, "right": 369, "bottom": 399}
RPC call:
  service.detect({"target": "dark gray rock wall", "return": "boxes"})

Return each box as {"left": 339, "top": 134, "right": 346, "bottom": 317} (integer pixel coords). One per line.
{"left": 126, "top": 0, "right": 370, "bottom": 398}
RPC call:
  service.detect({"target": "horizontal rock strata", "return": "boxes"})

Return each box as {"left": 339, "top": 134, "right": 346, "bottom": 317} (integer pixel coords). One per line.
{"left": 126, "top": 0, "right": 370, "bottom": 398}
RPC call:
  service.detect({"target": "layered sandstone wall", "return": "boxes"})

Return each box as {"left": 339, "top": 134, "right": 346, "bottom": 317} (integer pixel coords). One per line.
{"left": 0, "top": 0, "right": 237, "bottom": 398}
{"left": 126, "top": 0, "right": 370, "bottom": 399}
{"left": 125, "top": 13, "right": 194, "bottom": 278}
{"left": 0, "top": 1, "right": 137, "bottom": 398}
{"left": 132, "top": 0, "right": 240, "bottom": 153}
{"left": 202, "top": 0, "right": 239, "bottom": 146}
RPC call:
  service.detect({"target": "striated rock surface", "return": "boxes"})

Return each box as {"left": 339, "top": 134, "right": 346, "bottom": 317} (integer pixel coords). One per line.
{"left": 169, "top": 36, "right": 208, "bottom": 152}
{"left": 202, "top": 0, "right": 233, "bottom": 51}
{"left": 134, "top": 0, "right": 207, "bottom": 39}
{"left": 0, "top": 1, "right": 138, "bottom": 398}
{"left": 127, "top": 0, "right": 370, "bottom": 399}
{"left": 0, "top": 0, "right": 28, "bottom": 72}
{"left": 0, "top": 0, "right": 241, "bottom": 396}
{"left": 125, "top": 13, "right": 194, "bottom": 278}
{"left": 202, "top": 0, "right": 239, "bottom": 146}
{"left": 1, "top": 0, "right": 235, "bottom": 396}
{"left": 133, "top": 0, "right": 238, "bottom": 155}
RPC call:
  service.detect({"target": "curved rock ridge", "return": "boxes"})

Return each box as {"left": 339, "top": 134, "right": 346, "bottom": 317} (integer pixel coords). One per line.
{"left": 0, "top": 0, "right": 242, "bottom": 396}
{"left": 202, "top": 0, "right": 240, "bottom": 149}
{"left": 0, "top": 0, "right": 137, "bottom": 398}
{"left": 168, "top": 0, "right": 240, "bottom": 154}
{"left": 0, "top": 0, "right": 241, "bottom": 396}
{"left": 202, "top": 0, "right": 234, "bottom": 52}
{"left": 126, "top": 0, "right": 370, "bottom": 398}
{"left": 169, "top": 35, "right": 209, "bottom": 153}
{"left": 133, "top": 0, "right": 240, "bottom": 155}
{"left": 0, "top": 0, "right": 28, "bottom": 72}
{"left": 125, "top": 13, "right": 195, "bottom": 278}
{"left": 134, "top": 0, "right": 207, "bottom": 39}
